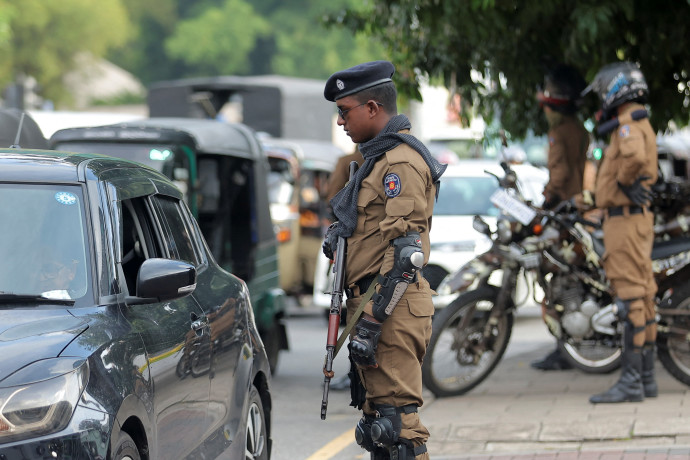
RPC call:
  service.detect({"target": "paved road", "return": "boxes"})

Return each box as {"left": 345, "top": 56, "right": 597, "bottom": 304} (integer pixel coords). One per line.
{"left": 271, "top": 301, "right": 690, "bottom": 460}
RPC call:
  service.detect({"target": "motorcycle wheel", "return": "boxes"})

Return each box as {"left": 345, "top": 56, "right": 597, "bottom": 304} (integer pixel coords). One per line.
{"left": 558, "top": 339, "right": 621, "bottom": 374}
{"left": 657, "top": 284, "right": 690, "bottom": 387}
{"left": 422, "top": 286, "right": 513, "bottom": 398}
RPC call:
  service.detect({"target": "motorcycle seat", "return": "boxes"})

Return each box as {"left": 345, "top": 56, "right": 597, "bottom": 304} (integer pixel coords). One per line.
{"left": 652, "top": 237, "right": 690, "bottom": 260}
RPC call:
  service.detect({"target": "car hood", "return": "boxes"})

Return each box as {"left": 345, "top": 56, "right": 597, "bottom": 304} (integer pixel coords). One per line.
{"left": 0, "top": 309, "right": 88, "bottom": 383}
{"left": 429, "top": 215, "right": 496, "bottom": 244}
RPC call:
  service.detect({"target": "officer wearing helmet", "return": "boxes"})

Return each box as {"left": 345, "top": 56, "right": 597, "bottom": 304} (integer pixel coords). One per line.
{"left": 581, "top": 61, "right": 658, "bottom": 404}
{"left": 531, "top": 63, "right": 590, "bottom": 371}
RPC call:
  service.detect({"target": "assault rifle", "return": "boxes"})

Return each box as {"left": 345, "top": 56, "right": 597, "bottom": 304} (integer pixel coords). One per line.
{"left": 321, "top": 160, "right": 358, "bottom": 420}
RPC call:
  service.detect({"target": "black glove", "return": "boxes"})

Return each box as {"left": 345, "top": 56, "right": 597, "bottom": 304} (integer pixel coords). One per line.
{"left": 322, "top": 222, "right": 340, "bottom": 260}
{"left": 617, "top": 176, "right": 653, "bottom": 206}
{"left": 349, "top": 318, "right": 382, "bottom": 368}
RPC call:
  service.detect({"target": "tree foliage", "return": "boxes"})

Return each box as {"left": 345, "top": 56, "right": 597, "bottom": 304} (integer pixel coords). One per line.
{"left": 108, "top": 0, "right": 387, "bottom": 84}
{"left": 327, "top": 0, "right": 690, "bottom": 136}
{"left": 165, "top": 0, "right": 270, "bottom": 75}
{"left": 0, "top": 0, "right": 131, "bottom": 105}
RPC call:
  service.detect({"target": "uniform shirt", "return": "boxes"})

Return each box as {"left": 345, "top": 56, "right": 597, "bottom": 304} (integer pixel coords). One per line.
{"left": 542, "top": 116, "right": 589, "bottom": 201}
{"left": 345, "top": 135, "right": 435, "bottom": 286}
{"left": 595, "top": 103, "right": 658, "bottom": 209}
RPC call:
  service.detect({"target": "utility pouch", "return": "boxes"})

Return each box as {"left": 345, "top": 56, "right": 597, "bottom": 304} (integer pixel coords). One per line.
{"left": 348, "top": 353, "right": 366, "bottom": 410}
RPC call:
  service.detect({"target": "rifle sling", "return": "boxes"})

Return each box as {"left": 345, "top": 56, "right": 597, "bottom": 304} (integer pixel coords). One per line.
{"left": 334, "top": 278, "right": 379, "bottom": 356}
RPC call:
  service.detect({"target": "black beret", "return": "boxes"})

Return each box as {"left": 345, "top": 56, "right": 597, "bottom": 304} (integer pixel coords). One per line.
{"left": 324, "top": 60, "right": 395, "bottom": 102}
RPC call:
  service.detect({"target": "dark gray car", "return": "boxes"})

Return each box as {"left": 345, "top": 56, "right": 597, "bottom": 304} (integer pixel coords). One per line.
{"left": 0, "top": 149, "right": 271, "bottom": 459}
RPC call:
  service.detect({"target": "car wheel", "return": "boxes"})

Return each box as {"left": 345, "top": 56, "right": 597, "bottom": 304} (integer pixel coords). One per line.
{"left": 110, "top": 431, "right": 141, "bottom": 460}
{"left": 245, "top": 385, "right": 268, "bottom": 460}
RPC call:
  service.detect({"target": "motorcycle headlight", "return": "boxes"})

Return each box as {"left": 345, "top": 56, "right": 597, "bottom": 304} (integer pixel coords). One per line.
{"left": 497, "top": 218, "right": 512, "bottom": 244}
{"left": 435, "top": 277, "right": 452, "bottom": 296}
{"left": 0, "top": 358, "right": 88, "bottom": 443}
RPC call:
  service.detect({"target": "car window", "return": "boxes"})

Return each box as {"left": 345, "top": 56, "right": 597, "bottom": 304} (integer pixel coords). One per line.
{"left": 0, "top": 184, "right": 90, "bottom": 300}
{"left": 118, "top": 197, "right": 164, "bottom": 295}
{"left": 153, "top": 195, "right": 200, "bottom": 266}
{"left": 434, "top": 176, "right": 500, "bottom": 217}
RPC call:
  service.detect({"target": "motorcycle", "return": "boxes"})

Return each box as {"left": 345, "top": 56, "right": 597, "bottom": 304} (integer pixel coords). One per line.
{"left": 422, "top": 162, "right": 690, "bottom": 397}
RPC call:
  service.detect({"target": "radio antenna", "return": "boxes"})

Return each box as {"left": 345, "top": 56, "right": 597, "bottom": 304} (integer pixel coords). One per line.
{"left": 10, "top": 112, "right": 26, "bottom": 148}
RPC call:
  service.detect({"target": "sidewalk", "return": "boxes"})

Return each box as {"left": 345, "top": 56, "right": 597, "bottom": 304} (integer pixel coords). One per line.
{"left": 421, "top": 312, "right": 690, "bottom": 460}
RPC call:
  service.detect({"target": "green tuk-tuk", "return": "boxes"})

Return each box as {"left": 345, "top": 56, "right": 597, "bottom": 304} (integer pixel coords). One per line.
{"left": 50, "top": 118, "right": 288, "bottom": 371}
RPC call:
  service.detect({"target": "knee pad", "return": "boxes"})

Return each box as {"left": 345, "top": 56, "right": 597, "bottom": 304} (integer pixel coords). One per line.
{"left": 355, "top": 414, "right": 376, "bottom": 452}
{"left": 370, "top": 404, "right": 418, "bottom": 448}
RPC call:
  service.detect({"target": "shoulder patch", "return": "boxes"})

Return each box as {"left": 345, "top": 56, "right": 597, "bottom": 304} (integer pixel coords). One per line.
{"left": 619, "top": 125, "right": 630, "bottom": 138}
{"left": 384, "top": 173, "right": 402, "bottom": 197}
{"left": 549, "top": 136, "right": 555, "bottom": 146}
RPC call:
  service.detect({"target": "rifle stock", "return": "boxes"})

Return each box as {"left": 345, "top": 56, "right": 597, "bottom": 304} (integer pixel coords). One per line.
{"left": 321, "top": 160, "right": 358, "bottom": 420}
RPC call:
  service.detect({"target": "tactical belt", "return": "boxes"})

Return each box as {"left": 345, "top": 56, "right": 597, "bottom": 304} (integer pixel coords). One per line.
{"left": 345, "top": 275, "right": 377, "bottom": 299}
{"left": 607, "top": 205, "right": 649, "bottom": 218}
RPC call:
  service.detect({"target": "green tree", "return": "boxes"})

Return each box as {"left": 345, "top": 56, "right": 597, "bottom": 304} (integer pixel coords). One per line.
{"left": 0, "top": 0, "right": 131, "bottom": 106}
{"left": 165, "top": 0, "right": 269, "bottom": 75}
{"left": 109, "top": 0, "right": 387, "bottom": 85}
{"left": 251, "top": 0, "right": 387, "bottom": 79}
{"left": 328, "top": 0, "right": 690, "bottom": 136}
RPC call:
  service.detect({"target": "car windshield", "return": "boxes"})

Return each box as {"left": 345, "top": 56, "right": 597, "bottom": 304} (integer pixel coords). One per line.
{"left": 434, "top": 176, "right": 500, "bottom": 217}
{"left": 0, "top": 184, "right": 90, "bottom": 301}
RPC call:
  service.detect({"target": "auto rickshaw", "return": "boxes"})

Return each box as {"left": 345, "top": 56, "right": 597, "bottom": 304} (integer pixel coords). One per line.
{"left": 50, "top": 118, "right": 288, "bottom": 372}
{"left": 260, "top": 137, "right": 343, "bottom": 299}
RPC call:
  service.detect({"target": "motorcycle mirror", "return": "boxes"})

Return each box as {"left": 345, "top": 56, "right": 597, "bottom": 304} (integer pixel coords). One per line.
{"left": 472, "top": 215, "right": 492, "bottom": 237}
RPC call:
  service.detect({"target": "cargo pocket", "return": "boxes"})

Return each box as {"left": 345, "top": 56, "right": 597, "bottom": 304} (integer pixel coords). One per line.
{"left": 407, "top": 296, "right": 435, "bottom": 317}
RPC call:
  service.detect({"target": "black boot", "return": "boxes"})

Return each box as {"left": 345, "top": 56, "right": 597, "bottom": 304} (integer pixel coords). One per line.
{"left": 590, "top": 322, "right": 644, "bottom": 404}
{"left": 642, "top": 343, "right": 658, "bottom": 398}
{"left": 530, "top": 347, "right": 572, "bottom": 371}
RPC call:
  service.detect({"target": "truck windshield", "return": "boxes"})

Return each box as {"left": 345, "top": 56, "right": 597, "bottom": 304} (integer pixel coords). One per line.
{"left": 0, "top": 184, "right": 90, "bottom": 301}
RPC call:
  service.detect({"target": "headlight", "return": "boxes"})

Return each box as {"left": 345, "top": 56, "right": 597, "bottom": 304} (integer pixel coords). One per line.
{"left": 435, "top": 277, "right": 452, "bottom": 296}
{"left": 0, "top": 358, "right": 88, "bottom": 443}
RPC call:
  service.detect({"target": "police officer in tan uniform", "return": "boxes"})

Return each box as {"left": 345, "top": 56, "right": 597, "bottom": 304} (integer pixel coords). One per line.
{"left": 322, "top": 60, "right": 446, "bottom": 459}
{"left": 532, "top": 64, "right": 589, "bottom": 371}
{"left": 582, "top": 62, "right": 658, "bottom": 403}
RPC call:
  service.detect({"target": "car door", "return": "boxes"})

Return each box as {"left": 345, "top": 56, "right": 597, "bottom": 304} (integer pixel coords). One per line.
{"left": 116, "top": 195, "right": 211, "bottom": 459}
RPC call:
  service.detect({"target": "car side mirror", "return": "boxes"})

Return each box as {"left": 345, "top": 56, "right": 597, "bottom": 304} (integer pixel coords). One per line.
{"left": 127, "top": 258, "right": 196, "bottom": 305}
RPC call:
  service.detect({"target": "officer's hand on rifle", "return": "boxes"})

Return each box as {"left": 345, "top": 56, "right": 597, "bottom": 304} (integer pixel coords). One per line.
{"left": 349, "top": 315, "right": 382, "bottom": 368}
{"left": 618, "top": 176, "right": 653, "bottom": 206}
{"left": 322, "top": 222, "right": 340, "bottom": 260}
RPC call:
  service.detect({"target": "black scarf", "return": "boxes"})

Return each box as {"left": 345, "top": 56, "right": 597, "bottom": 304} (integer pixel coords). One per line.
{"left": 329, "top": 114, "right": 447, "bottom": 238}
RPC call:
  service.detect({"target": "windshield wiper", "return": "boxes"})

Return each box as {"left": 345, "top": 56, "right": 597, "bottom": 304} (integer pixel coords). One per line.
{"left": 0, "top": 293, "right": 75, "bottom": 306}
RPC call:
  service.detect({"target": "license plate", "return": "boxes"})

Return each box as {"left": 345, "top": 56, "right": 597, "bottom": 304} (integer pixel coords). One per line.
{"left": 490, "top": 189, "right": 536, "bottom": 225}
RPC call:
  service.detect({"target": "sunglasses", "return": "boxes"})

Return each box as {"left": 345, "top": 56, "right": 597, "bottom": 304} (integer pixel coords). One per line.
{"left": 337, "top": 102, "right": 383, "bottom": 119}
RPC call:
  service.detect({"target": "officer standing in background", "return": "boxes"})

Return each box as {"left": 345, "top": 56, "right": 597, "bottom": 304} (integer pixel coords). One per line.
{"left": 322, "top": 60, "right": 446, "bottom": 459}
{"left": 531, "top": 63, "right": 589, "bottom": 371}
{"left": 582, "top": 61, "right": 658, "bottom": 403}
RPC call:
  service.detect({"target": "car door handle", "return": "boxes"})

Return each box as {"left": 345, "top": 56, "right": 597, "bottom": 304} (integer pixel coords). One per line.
{"left": 190, "top": 313, "right": 208, "bottom": 336}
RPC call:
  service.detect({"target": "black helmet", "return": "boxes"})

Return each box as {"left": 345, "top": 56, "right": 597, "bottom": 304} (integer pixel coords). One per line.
{"left": 537, "top": 64, "right": 586, "bottom": 114}
{"left": 582, "top": 61, "right": 649, "bottom": 113}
